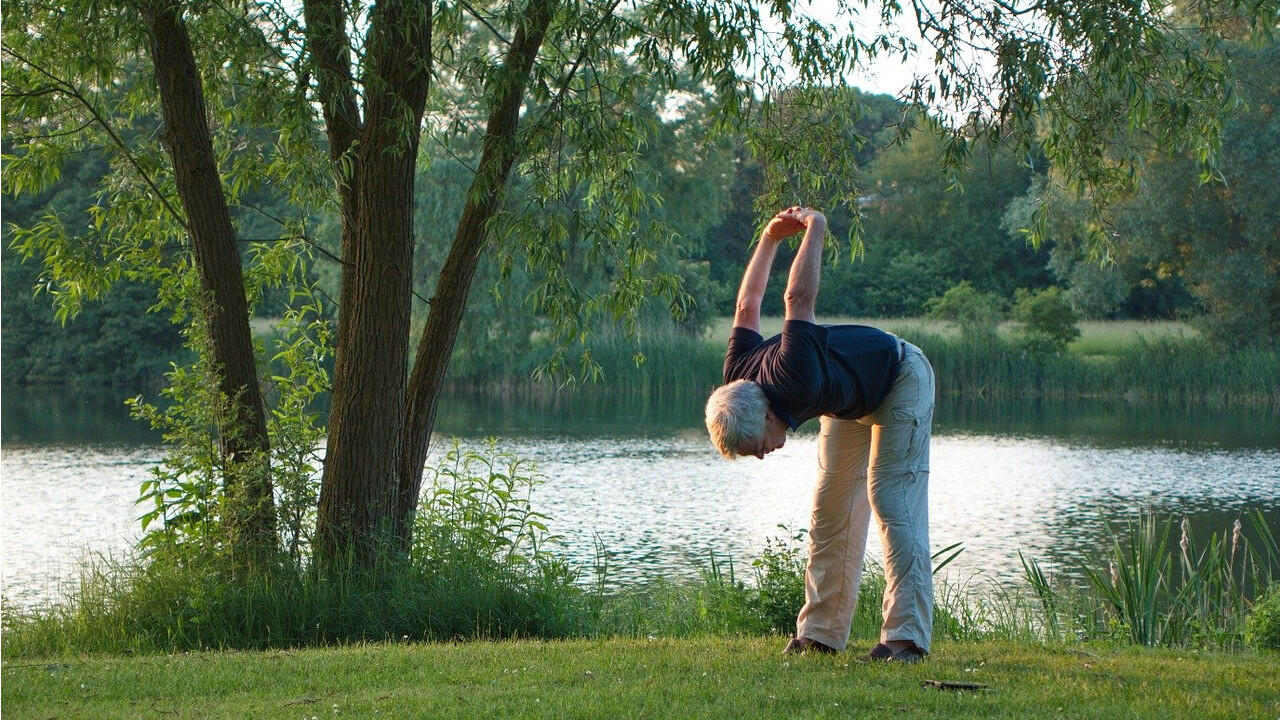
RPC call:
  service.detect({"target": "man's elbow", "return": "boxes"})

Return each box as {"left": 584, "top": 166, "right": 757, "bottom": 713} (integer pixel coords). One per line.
{"left": 784, "top": 289, "right": 816, "bottom": 310}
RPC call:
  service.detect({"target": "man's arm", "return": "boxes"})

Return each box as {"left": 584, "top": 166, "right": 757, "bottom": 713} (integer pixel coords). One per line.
{"left": 733, "top": 210, "right": 803, "bottom": 332}
{"left": 781, "top": 208, "right": 826, "bottom": 324}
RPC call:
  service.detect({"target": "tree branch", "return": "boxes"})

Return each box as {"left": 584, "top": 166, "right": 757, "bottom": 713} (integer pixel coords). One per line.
{"left": 2, "top": 45, "right": 191, "bottom": 234}
{"left": 301, "top": 0, "right": 362, "bottom": 163}
{"left": 457, "top": 0, "right": 510, "bottom": 46}
{"left": 399, "top": 0, "right": 558, "bottom": 543}
{"left": 5, "top": 117, "right": 96, "bottom": 143}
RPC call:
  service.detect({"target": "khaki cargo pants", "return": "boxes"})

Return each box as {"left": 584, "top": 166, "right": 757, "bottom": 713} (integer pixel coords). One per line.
{"left": 795, "top": 341, "right": 936, "bottom": 652}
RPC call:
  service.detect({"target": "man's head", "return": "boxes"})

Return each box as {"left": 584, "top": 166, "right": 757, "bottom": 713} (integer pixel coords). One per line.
{"left": 704, "top": 379, "right": 788, "bottom": 459}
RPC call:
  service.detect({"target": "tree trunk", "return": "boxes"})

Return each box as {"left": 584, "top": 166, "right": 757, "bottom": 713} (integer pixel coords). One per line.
{"left": 310, "top": 0, "right": 432, "bottom": 568}
{"left": 396, "top": 0, "right": 556, "bottom": 547}
{"left": 143, "top": 0, "right": 275, "bottom": 564}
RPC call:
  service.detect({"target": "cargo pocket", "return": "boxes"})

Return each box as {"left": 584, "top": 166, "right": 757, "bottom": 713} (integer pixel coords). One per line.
{"left": 890, "top": 406, "right": 929, "bottom": 474}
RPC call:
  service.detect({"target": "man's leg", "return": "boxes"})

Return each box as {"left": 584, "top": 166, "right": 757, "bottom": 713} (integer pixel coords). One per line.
{"left": 868, "top": 345, "right": 936, "bottom": 653}
{"left": 795, "top": 415, "right": 873, "bottom": 651}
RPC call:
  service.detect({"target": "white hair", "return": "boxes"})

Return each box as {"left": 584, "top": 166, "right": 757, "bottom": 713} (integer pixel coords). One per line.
{"left": 704, "top": 379, "right": 768, "bottom": 460}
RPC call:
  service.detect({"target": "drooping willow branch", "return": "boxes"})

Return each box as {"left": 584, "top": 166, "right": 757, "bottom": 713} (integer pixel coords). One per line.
{"left": 2, "top": 45, "right": 192, "bottom": 235}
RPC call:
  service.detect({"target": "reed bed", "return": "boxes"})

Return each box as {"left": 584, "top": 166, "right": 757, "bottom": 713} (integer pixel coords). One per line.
{"left": 902, "top": 331, "right": 1279, "bottom": 404}
{"left": 446, "top": 322, "right": 1278, "bottom": 404}
{"left": 5, "top": 506, "right": 1276, "bottom": 658}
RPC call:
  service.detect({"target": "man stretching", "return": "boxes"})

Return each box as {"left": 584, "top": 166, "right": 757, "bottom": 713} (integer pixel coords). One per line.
{"left": 704, "top": 206, "right": 936, "bottom": 663}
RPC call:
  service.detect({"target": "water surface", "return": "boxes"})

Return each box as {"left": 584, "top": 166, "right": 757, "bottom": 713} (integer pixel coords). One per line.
{"left": 2, "top": 386, "right": 1277, "bottom": 610}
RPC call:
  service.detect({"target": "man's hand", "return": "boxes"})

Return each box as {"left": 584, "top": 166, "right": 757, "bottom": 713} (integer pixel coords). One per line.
{"left": 778, "top": 206, "right": 825, "bottom": 229}
{"left": 781, "top": 206, "right": 825, "bottom": 324}
{"left": 762, "top": 206, "right": 807, "bottom": 243}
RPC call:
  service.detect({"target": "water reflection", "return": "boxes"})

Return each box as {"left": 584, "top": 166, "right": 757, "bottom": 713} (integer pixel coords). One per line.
{"left": 6, "top": 385, "right": 1278, "bottom": 449}
{"left": 482, "top": 433, "right": 1280, "bottom": 589}
{"left": 2, "top": 386, "right": 159, "bottom": 446}
{"left": 936, "top": 397, "right": 1280, "bottom": 449}
{"left": 1, "top": 385, "right": 1277, "bottom": 610}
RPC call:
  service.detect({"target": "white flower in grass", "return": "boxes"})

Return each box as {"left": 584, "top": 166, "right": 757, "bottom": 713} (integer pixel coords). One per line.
{"left": 1180, "top": 517, "right": 1191, "bottom": 559}
{"left": 1231, "top": 518, "right": 1243, "bottom": 561}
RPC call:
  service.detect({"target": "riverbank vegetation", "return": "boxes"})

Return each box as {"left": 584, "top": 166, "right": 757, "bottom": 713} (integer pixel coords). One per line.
{"left": 459, "top": 318, "right": 1279, "bottom": 404}
{"left": 5, "top": 441, "right": 1277, "bottom": 659}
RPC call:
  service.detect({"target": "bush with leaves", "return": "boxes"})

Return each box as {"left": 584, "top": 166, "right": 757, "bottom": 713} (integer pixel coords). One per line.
{"left": 1011, "top": 286, "right": 1080, "bottom": 354}
{"left": 749, "top": 526, "right": 809, "bottom": 634}
{"left": 925, "top": 281, "right": 1006, "bottom": 336}
{"left": 129, "top": 245, "right": 330, "bottom": 567}
{"left": 1245, "top": 584, "right": 1280, "bottom": 653}
{"left": 414, "top": 440, "right": 567, "bottom": 573}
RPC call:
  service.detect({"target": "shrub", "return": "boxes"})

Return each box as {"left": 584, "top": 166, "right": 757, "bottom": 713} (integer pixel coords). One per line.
{"left": 925, "top": 281, "right": 1005, "bottom": 336}
{"left": 3, "top": 440, "right": 587, "bottom": 657}
{"left": 749, "top": 527, "right": 808, "bottom": 634}
{"left": 1012, "top": 286, "right": 1080, "bottom": 353}
{"left": 1245, "top": 584, "right": 1280, "bottom": 652}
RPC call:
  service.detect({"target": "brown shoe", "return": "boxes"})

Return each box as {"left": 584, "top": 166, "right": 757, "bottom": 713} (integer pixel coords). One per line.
{"left": 782, "top": 636, "right": 838, "bottom": 655}
{"left": 855, "top": 642, "right": 893, "bottom": 662}
{"left": 889, "top": 646, "right": 927, "bottom": 664}
{"left": 856, "top": 642, "right": 927, "bottom": 663}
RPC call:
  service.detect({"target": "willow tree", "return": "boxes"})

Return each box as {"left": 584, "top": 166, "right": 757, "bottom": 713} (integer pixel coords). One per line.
{"left": 4, "top": 0, "right": 1273, "bottom": 569}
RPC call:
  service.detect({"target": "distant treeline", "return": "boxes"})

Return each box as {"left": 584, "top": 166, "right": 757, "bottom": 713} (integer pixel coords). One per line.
{"left": 4, "top": 41, "right": 1276, "bottom": 388}
{"left": 2, "top": 154, "right": 186, "bottom": 387}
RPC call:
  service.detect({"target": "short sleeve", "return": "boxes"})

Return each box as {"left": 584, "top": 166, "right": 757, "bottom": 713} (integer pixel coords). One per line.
{"left": 778, "top": 320, "right": 827, "bottom": 380}
{"left": 768, "top": 320, "right": 826, "bottom": 419}
{"left": 723, "top": 326, "right": 764, "bottom": 382}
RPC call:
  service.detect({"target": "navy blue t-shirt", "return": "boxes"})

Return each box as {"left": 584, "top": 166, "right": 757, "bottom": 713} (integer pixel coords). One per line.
{"left": 722, "top": 320, "right": 901, "bottom": 429}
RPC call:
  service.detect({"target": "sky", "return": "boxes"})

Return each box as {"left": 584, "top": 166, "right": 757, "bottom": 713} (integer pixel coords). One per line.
{"left": 783, "top": 0, "right": 934, "bottom": 98}
{"left": 780, "top": 0, "right": 1001, "bottom": 117}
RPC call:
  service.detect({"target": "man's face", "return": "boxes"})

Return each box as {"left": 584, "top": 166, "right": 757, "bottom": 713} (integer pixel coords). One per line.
{"left": 741, "top": 409, "right": 787, "bottom": 459}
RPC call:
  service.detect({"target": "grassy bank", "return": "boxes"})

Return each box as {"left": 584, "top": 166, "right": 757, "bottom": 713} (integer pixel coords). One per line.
{"left": 252, "top": 315, "right": 1276, "bottom": 401}
{"left": 703, "top": 317, "right": 1199, "bottom": 350}
{"left": 5, "top": 637, "right": 1278, "bottom": 719}
{"left": 7, "top": 505, "right": 1275, "bottom": 659}
{"left": 505, "top": 318, "right": 1278, "bottom": 403}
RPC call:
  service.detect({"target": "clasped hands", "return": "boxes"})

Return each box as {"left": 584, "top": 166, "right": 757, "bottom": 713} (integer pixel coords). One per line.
{"left": 762, "top": 206, "right": 825, "bottom": 243}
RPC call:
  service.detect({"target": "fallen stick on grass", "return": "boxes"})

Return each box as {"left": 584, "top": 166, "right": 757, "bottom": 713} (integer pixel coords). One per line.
{"left": 922, "top": 680, "right": 992, "bottom": 691}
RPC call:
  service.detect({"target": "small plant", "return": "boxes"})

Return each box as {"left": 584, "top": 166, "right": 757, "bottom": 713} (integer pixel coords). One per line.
{"left": 1019, "top": 551, "right": 1062, "bottom": 639}
{"left": 414, "top": 439, "right": 570, "bottom": 580}
{"left": 1080, "top": 514, "right": 1170, "bottom": 646}
{"left": 128, "top": 248, "right": 330, "bottom": 568}
{"left": 127, "top": 272, "right": 249, "bottom": 562}
{"left": 749, "top": 526, "right": 808, "bottom": 634}
{"left": 1244, "top": 584, "right": 1280, "bottom": 652}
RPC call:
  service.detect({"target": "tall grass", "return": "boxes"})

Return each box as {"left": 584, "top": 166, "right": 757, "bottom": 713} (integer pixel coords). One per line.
{"left": 442, "top": 322, "right": 1278, "bottom": 404}
{"left": 584, "top": 331, "right": 724, "bottom": 395}
{"left": 2, "top": 441, "right": 592, "bottom": 657}
{"left": 1, "top": 549, "right": 586, "bottom": 657}
{"left": 900, "top": 330, "right": 1280, "bottom": 404}
{"left": 1014, "top": 510, "right": 1280, "bottom": 649}
{"left": 1083, "top": 511, "right": 1278, "bottom": 647}
{"left": 445, "top": 328, "right": 724, "bottom": 396}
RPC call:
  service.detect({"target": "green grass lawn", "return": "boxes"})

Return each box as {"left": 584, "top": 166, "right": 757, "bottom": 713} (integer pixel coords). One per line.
{"left": 5, "top": 637, "right": 1277, "bottom": 719}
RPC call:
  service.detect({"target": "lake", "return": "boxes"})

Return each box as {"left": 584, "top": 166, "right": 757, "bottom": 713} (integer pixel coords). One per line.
{"left": 2, "top": 386, "right": 1278, "bottom": 611}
